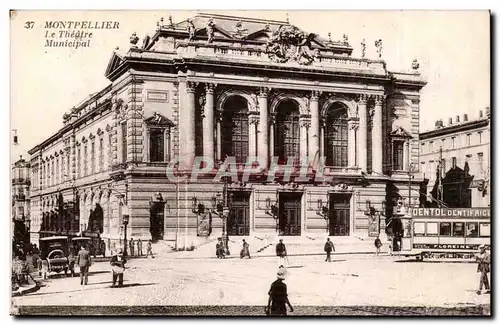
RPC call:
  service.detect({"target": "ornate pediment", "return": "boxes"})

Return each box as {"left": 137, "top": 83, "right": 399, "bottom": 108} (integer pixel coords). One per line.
{"left": 264, "top": 25, "right": 319, "bottom": 65}
{"left": 104, "top": 51, "right": 125, "bottom": 79}
{"left": 389, "top": 126, "right": 412, "bottom": 138}
{"left": 144, "top": 112, "right": 175, "bottom": 127}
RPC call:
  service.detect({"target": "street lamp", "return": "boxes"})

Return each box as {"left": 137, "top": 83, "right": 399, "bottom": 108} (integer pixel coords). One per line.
{"left": 122, "top": 203, "right": 129, "bottom": 257}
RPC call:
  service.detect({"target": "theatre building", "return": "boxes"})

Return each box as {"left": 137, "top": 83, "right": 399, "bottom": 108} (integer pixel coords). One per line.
{"left": 28, "top": 13, "right": 426, "bottom": 249}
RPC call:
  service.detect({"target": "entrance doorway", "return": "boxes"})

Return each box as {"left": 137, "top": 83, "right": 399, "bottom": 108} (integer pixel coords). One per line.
{"left": 278, "top": 192, "right": 302, "bottom": 236}
{"left": 150, "top": 201, "right": 165, "bottom": 242}
{"left": 328, "top": 194, "right": 351, "bottom": 236}
{"left": 228, "top": 192, "right": 250, "bottom": 236}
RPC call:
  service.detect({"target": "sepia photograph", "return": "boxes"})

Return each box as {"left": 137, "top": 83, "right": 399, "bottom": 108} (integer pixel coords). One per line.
{"left": 9, "top": 9, "right": 491, "bottom": 316}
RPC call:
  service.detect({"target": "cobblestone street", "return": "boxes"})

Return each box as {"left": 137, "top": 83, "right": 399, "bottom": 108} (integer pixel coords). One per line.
{"left": 12, "top": 254, "right": 491, "bottom": 315}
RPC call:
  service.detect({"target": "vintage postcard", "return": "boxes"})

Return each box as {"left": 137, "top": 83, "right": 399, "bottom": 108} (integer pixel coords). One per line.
{"left": 10, "top": 10, "right": 491, "bottom": 316}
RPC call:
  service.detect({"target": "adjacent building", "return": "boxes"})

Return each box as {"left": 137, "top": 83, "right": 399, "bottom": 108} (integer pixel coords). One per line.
{"left": 12, "top": 156, "right": 31, "bottom": 244}
{"left": 28, "top": 13, "right": 426, "bottom": 249}
{"left": 419, "top": 108, "right": 490, "bottom": 208}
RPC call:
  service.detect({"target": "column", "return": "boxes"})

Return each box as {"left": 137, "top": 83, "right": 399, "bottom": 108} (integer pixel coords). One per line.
{"left": 184, "top": 81, "right": 197, "bottom": 165}
{"left": 371, "top": 95, "right": 383, "bottom": 174}
{"left": 319, "top": 118, "right": 325, "bottom": 159}
{"left": 308, "top": 91, "right": 320, "bottom": 159}
{"left": 203, "top": 83, "right": 215, "bottom": 161}
{"left": 216, "top": 112, "right": 222, "bottom": 161}
{"left": 145, "top": 128, "right": 150, "bottom": 162}
{"left": 258, "top": 88, "right": 269, "bottom": 165}
{"left": 357, "top": 95, "right": 368, "bottom": 172}
{"left": 248, "top": 116, "right": 258, "bottom": 157}
{"left": 348, "top": 121, "right": 358, "bottom": 167}
{"left": 269, "top": 115, "right": 275, "bottom": 158}
{"left": 300, "top": 119, "right": 310, "bottom": 158}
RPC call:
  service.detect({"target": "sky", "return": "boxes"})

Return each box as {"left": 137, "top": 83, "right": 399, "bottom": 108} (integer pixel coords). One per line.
{"left": 10, "top": 10, "right": 490, "bottom": 162}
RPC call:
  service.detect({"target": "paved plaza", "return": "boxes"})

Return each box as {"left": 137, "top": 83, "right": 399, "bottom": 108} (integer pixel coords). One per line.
{"left": 12, "top": 253, "right": 490, "bottom": 315}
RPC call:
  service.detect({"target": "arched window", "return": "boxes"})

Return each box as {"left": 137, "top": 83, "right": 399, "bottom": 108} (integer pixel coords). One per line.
{"left": 325, "top": 104, "right": 348, "bottom": 167}
{"left": 221, "top": 96, "right": 249, "bottom": 164}
{"left": 275, "top": 100, "right": 300, "bottom": 163}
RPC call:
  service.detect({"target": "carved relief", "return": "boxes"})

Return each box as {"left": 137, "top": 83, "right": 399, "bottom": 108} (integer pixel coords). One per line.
{"left": 264, "top": 25, "right": 318, "bottom": 65}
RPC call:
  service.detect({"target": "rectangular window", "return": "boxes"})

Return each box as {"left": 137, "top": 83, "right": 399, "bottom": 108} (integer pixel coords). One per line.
{"left": 150, "top": 128, "right": 165, "bottom": 162}
{"left": 441, "top": 139, "right": 445, "bottom": 148}
{"left": 466, "top": 222, "right": 479, "bottom": 237}
{"left": 427, "top": 222, "right": 438, "bottom": 235}
{"left": 83, "top": 145, "right": 88, "bottom": 176}
{"left": 99, "top": 138, "right": 104, "bottom": 172}
{"left": 452, "top": 222, "right": 464, "bottom": 237}
{"left": 121, "top": 123, "right": 127, "bottom": 163}
{"left": 478, "top": 131, "right": 482, "bottom": 144}
{"left": 51, "top": 161, "right": 54, "bottom": 186}
{"left": 452, "top": 157, "right": 457, "bottom": 169}
{"left": 108, "top": 134, "right": 112, "bottom": 169}
{"left": 414, "top": 222, "right": 426, "bottom": 236}
{"left": 439, "top": 222, "right": 451, "bottom": 236}
{"left": 479, "top": 223, "right": 490, "bottom": 237}
{"left": 466, "top": 133, "right": 471, "bottom": 146}
{"left": 451, "top": 137, "right": 456, "bottom": 149}
{"left": 90, "top": 141, "right": 95, "bottom": 174}
{"left": 429, "top": 141, "right": 433, "bottom": 152}
{"left": 478, "top": 152, "right": 484, "bottom": 175}
{"left": 55, "top": 157, "right": 59, "bottom": 184}
{"left": 421, "top": 142, "right": 425, "bottom": 154}
{"left": 77, "top": 148, "right": 81, "bottom": 178}
{"left": 393, "top": 141, "right": 404, "bottom": 170}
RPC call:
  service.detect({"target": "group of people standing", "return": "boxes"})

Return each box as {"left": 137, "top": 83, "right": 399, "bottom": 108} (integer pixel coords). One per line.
{"left": 126, "top": 238, "right": 153, "bottom": 257}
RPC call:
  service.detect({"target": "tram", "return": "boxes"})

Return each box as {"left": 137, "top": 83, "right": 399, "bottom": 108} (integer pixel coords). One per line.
{"left": 397, "top": 208, "right": 490, "bottom": 261}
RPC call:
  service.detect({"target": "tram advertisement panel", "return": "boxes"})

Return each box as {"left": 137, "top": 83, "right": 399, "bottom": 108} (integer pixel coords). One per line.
{"left": 411, "top": 208, "right": 490, "bottom": 218}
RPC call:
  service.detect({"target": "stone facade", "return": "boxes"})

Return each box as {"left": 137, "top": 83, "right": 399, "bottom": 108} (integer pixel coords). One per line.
{"left": 28, "top": 13, "right": 426, "bottom": 248}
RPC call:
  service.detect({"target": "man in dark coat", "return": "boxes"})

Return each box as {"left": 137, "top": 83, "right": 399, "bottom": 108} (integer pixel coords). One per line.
{"left": 374, "top": 236, "right": 382, "bottom": 256}
{"left": 77, "top": 245, "right": 92, "bottom": 285}
{"left": 110, "top": 248, "right": 127, "bottom": 287}
{"left": 129, "top": 238, "right": 135, "bottom": 257}
{"left": 324, "top": 238, "right": 335, "bottom": 262}
{"left": 216, "top": 237, "right": 225, "bottom": 259}
{"left": 266, "top": 268, "right": 294, "bottom": 316}
{"left": 276, "top": 239, "right": 287, "bottom": 266}
{"left": 137, "top": 239, "right": 143, "bottom": 256}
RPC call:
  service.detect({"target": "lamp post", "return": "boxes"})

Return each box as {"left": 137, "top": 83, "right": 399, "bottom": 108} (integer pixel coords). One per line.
{"left": 122, "top": 203, "right": 129, "bottom": 257}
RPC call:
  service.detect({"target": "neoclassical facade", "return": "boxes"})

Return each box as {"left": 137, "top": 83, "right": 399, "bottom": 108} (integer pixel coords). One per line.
{"left": 28, "top": 13, "right": 426, "bottom": 248}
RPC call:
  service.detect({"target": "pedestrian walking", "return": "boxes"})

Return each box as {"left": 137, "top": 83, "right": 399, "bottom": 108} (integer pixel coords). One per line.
{"left": 476, "top": 244, "right": 490, "bottom": 295}
{"left": 77, "top": 245, "right": 92, "bottom": 286}
{"left": 145, "top": 240, "right": 154, "bottom": 258}
{"left": 110, "top": 248, "right": 127, "bottom": 287}
{"left": 276, "top": 239, "right": 287, "bottom": 266}
{"left": 129, "top": 238, "right": 135, "bottom": 257}
{"left": 68, "top": 247, "right": 76, "bottom": 277}
{"left": 240, "top": 239, "right": 251, "bottom": 259}
{"left": 324, "top": 238, "right": 335, "bottom": 262}
{"left": 374, "top": 236, "right": 382, "bottom": 256}
{"left": 265, "top": 268, "right": 294, "bottom": 316}
{"left": 137, "top": 239, "right": 143, "bottom": 256}
{"left": 216, "top": 237, "right": 225, "bottom": 259}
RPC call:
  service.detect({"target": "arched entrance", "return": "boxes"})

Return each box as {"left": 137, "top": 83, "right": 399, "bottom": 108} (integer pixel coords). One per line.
{"left": 275, "top": 100, "right": 300, "bottom": 164}
{"left": 221, "top": 96, "right": 249, "bottom": 164}
{"left": 149, "top": 193, "right": 165, "bottom": 242}
{"left": 324, "top": 102, "right": 349, "bottom": 167}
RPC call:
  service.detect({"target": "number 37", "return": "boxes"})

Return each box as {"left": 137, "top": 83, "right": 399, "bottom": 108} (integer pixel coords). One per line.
{"left": 24, "top": 21, "right": 34, "bottom": 29}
